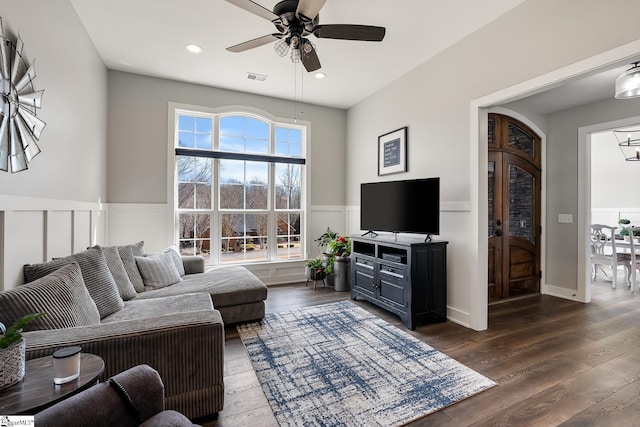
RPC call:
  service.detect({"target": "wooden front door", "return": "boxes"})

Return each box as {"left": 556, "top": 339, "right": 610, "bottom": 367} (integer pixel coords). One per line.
{"left": 488, "top": 114, "right": 541, "bottom": 303}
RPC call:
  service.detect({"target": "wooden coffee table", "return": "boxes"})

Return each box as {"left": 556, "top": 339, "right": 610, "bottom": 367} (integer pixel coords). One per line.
{"left": 0, "top": 353, "right": 104, "bottom": 415}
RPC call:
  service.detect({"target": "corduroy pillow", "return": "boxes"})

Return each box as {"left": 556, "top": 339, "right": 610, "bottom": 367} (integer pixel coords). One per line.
{"left": 145, "top": 247, "right": 186, "bottom": 277}
{"left": 116, "top": 244, "right": 145, "bottom": 293}
{"left": 135, "top": 252, "right": 182, "bottom": 290}
{"left": 94, "top": 245, "right": 138, "bottom": 300}
{"left": 24, "top": 247, "right": 124, "bottom": 319}
{"left": 0, "top": 262, "right": 100, "bottom": 331}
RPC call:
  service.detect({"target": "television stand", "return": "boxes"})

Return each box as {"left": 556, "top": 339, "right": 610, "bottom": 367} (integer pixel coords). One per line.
{"left": 350, "top": 235, "right": 448, "bottom": 330}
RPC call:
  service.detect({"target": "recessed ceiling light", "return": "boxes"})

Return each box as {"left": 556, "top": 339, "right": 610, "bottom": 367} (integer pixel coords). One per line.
{"left": 315, "top": 72, "right": 326, "bottom": 79}
{"left": 185, "top": 44, "right": 203, "bottom": 54}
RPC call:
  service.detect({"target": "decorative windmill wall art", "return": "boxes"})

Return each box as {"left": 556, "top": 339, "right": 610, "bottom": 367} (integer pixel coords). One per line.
{"left": 0, "top": 17, "right": 46, "bottom": 173}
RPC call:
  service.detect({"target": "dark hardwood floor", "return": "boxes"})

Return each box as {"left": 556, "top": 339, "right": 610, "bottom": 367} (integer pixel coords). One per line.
{"left": 202, "top": 272, "right": 640, "bottom": 426}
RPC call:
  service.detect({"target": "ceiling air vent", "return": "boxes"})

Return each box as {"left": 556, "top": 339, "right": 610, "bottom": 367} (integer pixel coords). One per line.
{"left": 247, "top": 72, "right": 267, "bottom": 82}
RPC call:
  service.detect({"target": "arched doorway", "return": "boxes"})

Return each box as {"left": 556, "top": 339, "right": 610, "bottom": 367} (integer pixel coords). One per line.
{"left": 488, "top": 113, "right": 542, "bottom": 302}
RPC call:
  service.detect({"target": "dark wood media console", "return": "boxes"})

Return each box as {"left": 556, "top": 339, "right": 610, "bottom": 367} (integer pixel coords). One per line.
{"left": 350, "top": 235, "right": 448, "bottom": 330}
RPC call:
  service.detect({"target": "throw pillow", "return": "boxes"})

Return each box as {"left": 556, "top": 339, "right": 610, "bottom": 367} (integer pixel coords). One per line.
{"left": 116, "top": 244, "right": 145, "bottom": 293}
{"left": 135, "top": 252, "right": 182, "bottom": 290}
{"left": 24, "top": 247, "right": 124, "bottom": 319}
{"left": 94, "top": 245, "right": 137, "bottom": 301}
{"left": 166, "top": 245, "right": 186, "bottom": 276}
{"left": 130, "top": 240, "right": 145, "bottom": 257}
{"left": 0, "top": 262, "right": 100, "bottom": 331}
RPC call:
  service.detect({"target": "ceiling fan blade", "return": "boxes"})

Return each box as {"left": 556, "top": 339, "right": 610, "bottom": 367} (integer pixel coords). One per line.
{"left": 313, "top": 24, "right": 386, "bottom": 41}
{"left": 225, "top": 0, "right": 280, "bottom": 22}
{"left": 296, "top": 0, "right": 326, "bottom": 22}
{"left": 227, "top": 34, "right": 282, "bottom": 53}
{"left": 302, "top": 44, "right": 321, "bottom": 72}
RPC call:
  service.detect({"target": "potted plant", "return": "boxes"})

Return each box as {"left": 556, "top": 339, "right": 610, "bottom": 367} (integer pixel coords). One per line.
{"left": 304, "top": 256, "right": 326, "bottom": 281}
{"left": 0, "top": 312, "right": 45, "bottom": 390}
{"left": 315, "top": 227, "right": 338, "bottom": 286}
{"left": 618, "top": 219, "right": 632, "bottom": 239}
{"left": 315, "top": 227, "right": 338, "bottom": 252}
{"left": 327, "top": 235, "right": 352, "bottom": 292}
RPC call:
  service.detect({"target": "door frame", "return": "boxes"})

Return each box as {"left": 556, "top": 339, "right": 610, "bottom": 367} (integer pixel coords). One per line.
{"left": 578, "top": 115, "right": 640, "bottom": 303}
{"left": 469, "top": 39, "right": 640, "bottom": 331}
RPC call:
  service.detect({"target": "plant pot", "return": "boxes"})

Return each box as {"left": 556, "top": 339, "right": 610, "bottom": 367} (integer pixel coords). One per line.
{"left": 305, "top": 266, "right": 326, "bottom": 281}
{"left": 0, "top": 338, "right": 26, "bottom": 390}
{"left": 334, "top": 256, "right": 351, "bottom": 292}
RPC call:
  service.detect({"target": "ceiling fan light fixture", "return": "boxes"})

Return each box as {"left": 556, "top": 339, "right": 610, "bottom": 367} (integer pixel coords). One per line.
{"left": 274, "top": 38, "right": 289, "bottom": 57}
{"left": 615, "top": 62, "right": 640, "bottom": 99}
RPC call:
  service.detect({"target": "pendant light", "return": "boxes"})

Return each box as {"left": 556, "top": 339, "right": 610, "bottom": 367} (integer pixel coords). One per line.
{"left": 615, "top": 62, "right": 640, "bottom": 99}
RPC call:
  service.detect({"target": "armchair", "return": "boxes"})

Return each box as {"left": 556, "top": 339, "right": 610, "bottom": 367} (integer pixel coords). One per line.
{"left": 34, "top": 364, "right": 198, "bottom": 427}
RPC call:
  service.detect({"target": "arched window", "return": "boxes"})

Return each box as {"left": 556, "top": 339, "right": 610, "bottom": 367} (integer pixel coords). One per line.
{"left": 172, "top": 107, "right": 306, "bottom": 266}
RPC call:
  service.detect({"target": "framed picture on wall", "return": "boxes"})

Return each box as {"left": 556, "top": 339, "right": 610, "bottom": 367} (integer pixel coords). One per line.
{"left": 378, "top": 126, "right": 407, "bottom": 176}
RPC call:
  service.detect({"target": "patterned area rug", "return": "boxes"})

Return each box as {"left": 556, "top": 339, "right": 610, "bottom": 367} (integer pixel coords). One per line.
{"left": 237, "top": 301, "right": 497, "bottom": 426}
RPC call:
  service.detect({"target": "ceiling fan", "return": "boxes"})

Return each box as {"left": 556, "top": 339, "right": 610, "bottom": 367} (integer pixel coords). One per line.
{"left": 225, "top": 0, "right": 386, "bottom": 72}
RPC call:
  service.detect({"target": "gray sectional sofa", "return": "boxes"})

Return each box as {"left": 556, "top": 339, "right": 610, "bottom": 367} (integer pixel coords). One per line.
{"left": 0, "top": 241, "right": 268, "bottom": 420}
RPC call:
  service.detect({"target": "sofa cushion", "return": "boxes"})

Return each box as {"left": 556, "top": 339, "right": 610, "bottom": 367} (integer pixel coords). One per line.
{"left": 24, "top": 247, "right": 124, "bottom": 319}
{"left": 95, "top": 245, "right": 137, "bottom": 301}
{"left": 0, "top": 262, "right": 100, "bottom": 331}
{"left": 116, "top": 245, "right": 145, "bottom": 293}
{"left": 135, "top": 252, "right": 182, "bottom": 290}
{"left": 135, "top": 265, "right": 267, "bottom": 308}
{"left": 103, "top": 293, "right": 213, "bottom": 323}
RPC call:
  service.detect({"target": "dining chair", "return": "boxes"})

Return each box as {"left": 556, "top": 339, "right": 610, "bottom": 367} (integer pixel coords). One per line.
{"left": 625, "top": 226, "right": 640, "bottom": 294}
{"left": 590, "top": 224, "right": 629, "bottom": 288}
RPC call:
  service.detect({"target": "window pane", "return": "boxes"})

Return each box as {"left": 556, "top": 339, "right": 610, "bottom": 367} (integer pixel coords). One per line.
{"left": 178, "top": 183, "right": 195, "bottom": 209}
{"left": 276, "top": 213, "right": 302, "bottom": 260}
{"left": 178, "top": 131, "right": 195, "bottom": 148}
{"left": 275, "top": 127, "right": 302, "bottom": 157}
{"left": 220, "top": 135, "right": 244, "bottom": 152}
{"left": 196, "top": 117, "right": 212, "bottom": 133}
{"left": 246, "top": 161, "right": 268, "bottom": 185}
{"left": 178, "top": 116, "right": 195, "bottom": 131}
{"left": 195, "top": 183, "right": 211, "bottom": 209}
{"left": 246, "top": 117, "right": 269, "bottom": 138}
{"left": 177, "top": 156, "right": 195, "bottom": 182}
{"left": 509, "top": 164, "right": 535, "bottom": 243}
{"left": 508, "top": 123, "right": 534, "bottom": 157}
{"left": 220, "top": 116, "right": 268, "bottom": 153}
{"left": 179, "top": 213, "right": 211, "bottom": 258}
{"left": 178, "top": 115, "right": 212, "bottom": 149}
{"left": 220, "top": 116, "right": 243, "bottom": 136}
{"left": 196, "top": 133, "right": 212, "bottom": 149}
{"left": 246, "top": 138, "right": 268, "bottom": 153}
{"left": 275, "top": 163, "right": 301, "bottom": 209}
{"left": 220, "top": 213, "right": 268, "bottom": 263}
{"left": 220, "top": 160, "right": 268, "bottom": 209}
{"left": 247, "top": 183, "right": 268, "bottom": 209}
{"left": 220, "top": 183, "right": 244, "bottom": 209}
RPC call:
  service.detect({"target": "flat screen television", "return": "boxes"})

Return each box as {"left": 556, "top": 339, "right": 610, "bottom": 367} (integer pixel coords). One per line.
{"left": 360, "top": 177, "right": 439, "bottom": 238}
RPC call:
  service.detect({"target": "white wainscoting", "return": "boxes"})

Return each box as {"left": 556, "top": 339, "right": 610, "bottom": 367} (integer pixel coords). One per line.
{"left": 0, "top": 196, "right": 107, "bottom": 291}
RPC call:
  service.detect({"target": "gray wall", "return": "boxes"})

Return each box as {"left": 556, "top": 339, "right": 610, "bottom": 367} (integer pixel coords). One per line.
{"left": 545, "top": 96, "right": 640, "bottom": 289}
{"left": 0, "top": 0, "right": 107, "bottom": 202}
{"left": 346, "top": 0, "right": 640, "bottom": 327}
{"left": 107, "top": 70, "right": 347, "bottom": 206}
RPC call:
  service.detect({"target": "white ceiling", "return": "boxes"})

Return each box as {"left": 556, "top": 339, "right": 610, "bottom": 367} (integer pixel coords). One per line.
{"left": 70, "top": 0, "right": 529, "bottom": 109}
{"left": 69, "top": 0, "right": 637, "bottom": 113}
